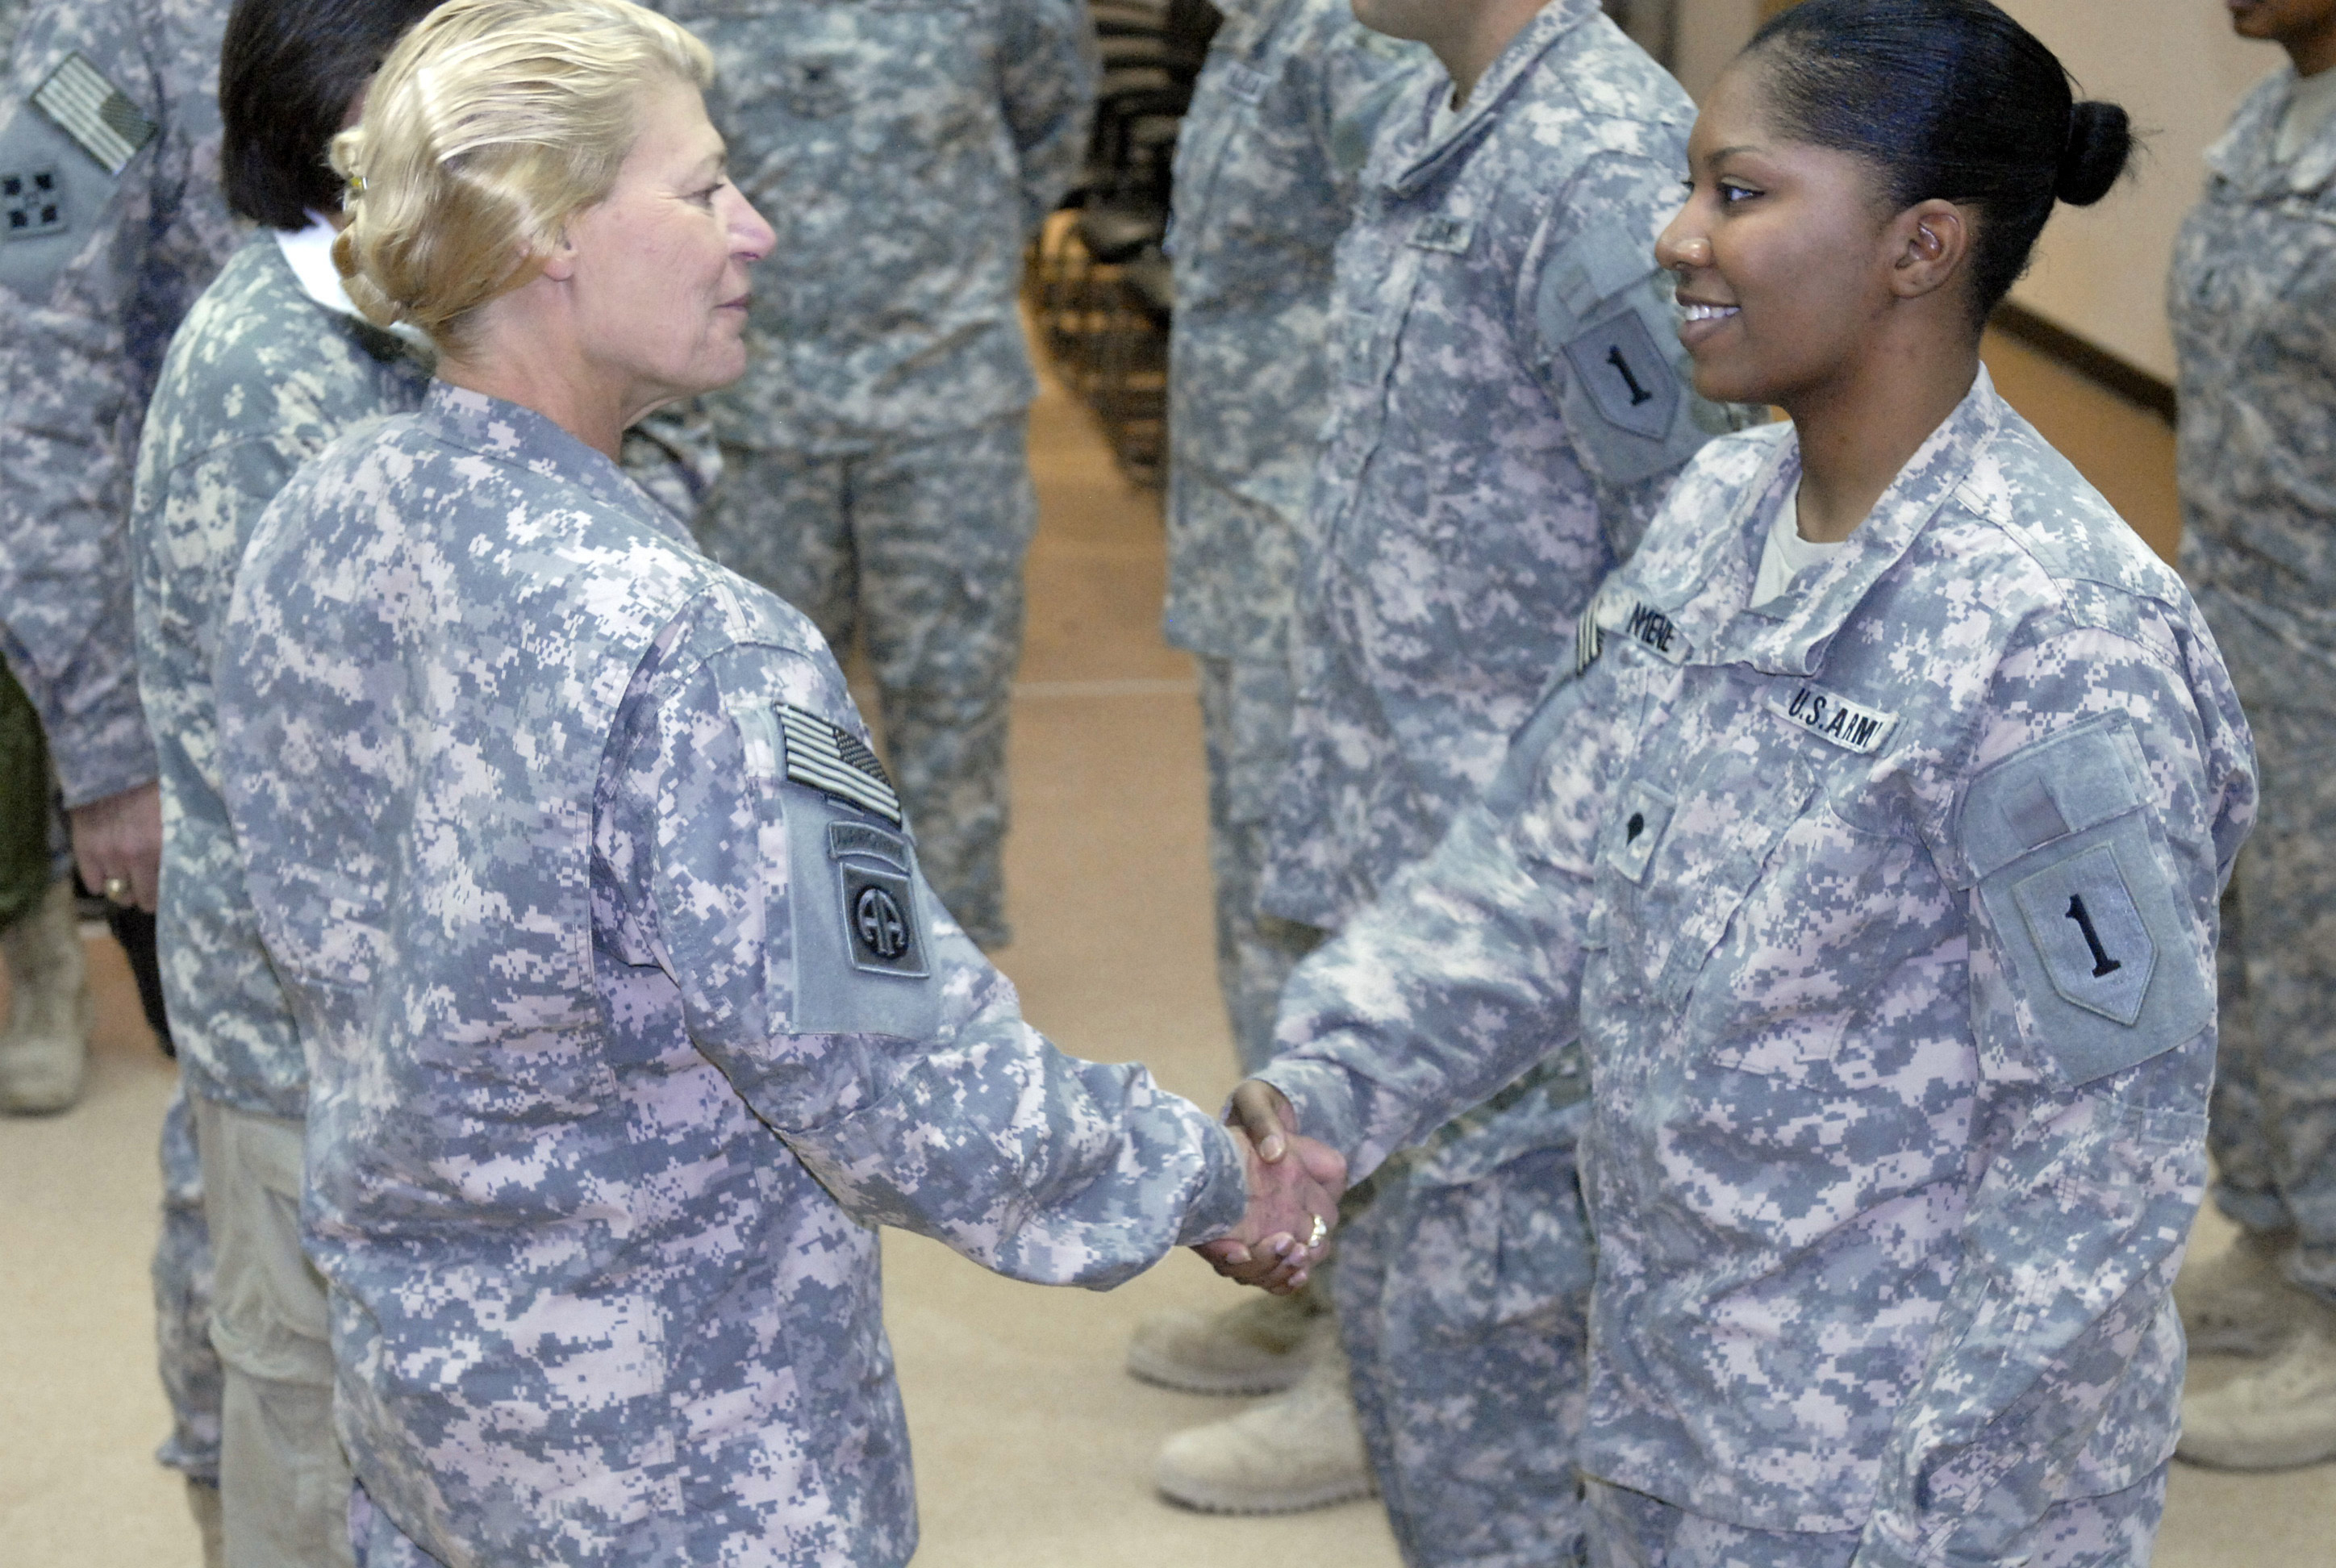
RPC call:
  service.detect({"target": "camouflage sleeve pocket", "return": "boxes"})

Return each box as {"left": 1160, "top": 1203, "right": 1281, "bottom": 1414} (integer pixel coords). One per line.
{"left": 1963, "top": 719, "right": 2214, "bottom": 1088}
{"left": 1531, "top": 225, "right": 1727, "bottom": 487}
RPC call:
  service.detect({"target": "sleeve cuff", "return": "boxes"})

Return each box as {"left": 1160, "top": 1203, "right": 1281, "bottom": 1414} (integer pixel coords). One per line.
{"left": 1251, "top": 1057, "right": 1370, "bottom": 1175}
{"left": 1174, "top": 1118, "right": 1249, "bottom": 1247}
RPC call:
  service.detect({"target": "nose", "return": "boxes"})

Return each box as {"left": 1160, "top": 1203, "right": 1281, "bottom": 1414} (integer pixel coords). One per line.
{"left": 1655, "top": 210, "right": 1710, "bottom": 274}
{"left": 728, "top": 187, "right": 777, "bottom": 264}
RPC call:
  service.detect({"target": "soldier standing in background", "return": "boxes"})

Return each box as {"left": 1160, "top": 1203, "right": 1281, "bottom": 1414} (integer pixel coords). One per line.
{"left": 2168, "top": 0, "right": 2336, "bottom": 1473}
{"left": 674, "top": 0, "right": 1097, "bottom": 951}
{"left": 1125, "top": 0, "right": 1425, "bottom": 1460}
{"left": 1158, "top": 0, "right": 1737, "bottom": 1553}
{"left": 0, "top": 0, "right": 236, "bottom": 1554}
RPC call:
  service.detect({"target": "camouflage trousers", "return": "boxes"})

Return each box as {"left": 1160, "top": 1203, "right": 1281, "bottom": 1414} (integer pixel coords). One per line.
{"left": 1336, "top": 1070, "right": 1594, "bottom": 1568}
{"left": 695, "top": 421, "right": 1036, "bottom": 948}
{"left": 0, "top": 660, "right": 60, "bottom": 931}
{"left": 2211, "top": 703, "right": 2336, "bottom": 1305}
{"left": 155, "top": 1081, "right": 224, "bottom": 1485}
{"left": 1197, "top": 653, "right": 1323, "bottom": 1074}
{"left": 1583, "top": 1464, "right": 2168, "bottom": 1568}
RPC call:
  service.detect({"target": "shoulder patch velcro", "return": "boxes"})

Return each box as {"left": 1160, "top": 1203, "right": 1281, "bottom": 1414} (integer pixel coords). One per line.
{"left": 32, "top": 54, "right": 155, "bottom": 177}
{"left": 1963, "top": 719, "right": 2213, "bottom": 1086}
{"left": 1561, "top": 308, "right": 1679, "bottom": 442}
{"left": 1767, "top": 682, "right": 1897, "bottom": 755}
{"left": 777, "top": 704, "right": 902, "bottom": 826}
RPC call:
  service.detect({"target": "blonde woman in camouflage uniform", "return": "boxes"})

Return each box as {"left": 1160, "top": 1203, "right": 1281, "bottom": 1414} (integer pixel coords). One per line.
{"left": 2167, "top": 0, "right": 2336, "bottom": 1473}
{"left": 1224, "top": 2, "right": 2252, "bottom": 1562}
{"left": 214, "top": 4, "right": 1338, "bottom": 1560}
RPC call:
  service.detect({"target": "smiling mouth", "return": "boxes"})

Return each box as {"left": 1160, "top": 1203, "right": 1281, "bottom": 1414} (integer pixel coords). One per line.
{"left": 1681, "top": 303, "right": 1739, "bottom": 322}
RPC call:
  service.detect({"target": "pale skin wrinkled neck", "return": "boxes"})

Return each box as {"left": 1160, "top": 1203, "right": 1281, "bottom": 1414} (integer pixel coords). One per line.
{"left": 436, "top": 278, "right": 664, "bottom": 461}
{"left": 1427, "top": 0, "right": 1550, "bottom": 108}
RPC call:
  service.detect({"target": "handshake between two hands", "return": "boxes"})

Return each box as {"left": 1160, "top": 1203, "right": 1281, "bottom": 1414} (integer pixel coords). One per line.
{"left": 1192, "top": 1081, "right": 1348, "bottom": 1296}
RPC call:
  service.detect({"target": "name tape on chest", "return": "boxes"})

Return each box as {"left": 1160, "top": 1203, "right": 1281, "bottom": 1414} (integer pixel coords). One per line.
{"left": 1767, "top": 682, "right": 1897, "bottom": 755}
{"left": 1408, "top": 215, "right": 1475, "bottom": 254}
{"left": 777, "top": 705, "right": 903, "bottom": 827}
{"left": 32, "top": 55, "right": 155, "bottom": 177}
{"left": 1576, "top": 595, "right": 1690, "bottom": 674}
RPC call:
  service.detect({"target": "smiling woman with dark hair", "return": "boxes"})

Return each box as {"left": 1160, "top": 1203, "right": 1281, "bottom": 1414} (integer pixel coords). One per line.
{"left": 1216, "top": 2, "right": 2258, "bottom": 1564}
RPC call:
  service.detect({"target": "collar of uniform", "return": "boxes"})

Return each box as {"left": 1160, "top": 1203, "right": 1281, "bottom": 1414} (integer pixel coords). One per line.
{"left": 421, "top": 382, "right": 670, "bottom": 528}
{"left": 2205, "top": 65, "right": 2336, "bottom": 198}
{"left": 1685, "top": 366, "right": 2008, "bottom": 678}
{"left": 1384, "top": 0, "right": 1601, "bottom": 197}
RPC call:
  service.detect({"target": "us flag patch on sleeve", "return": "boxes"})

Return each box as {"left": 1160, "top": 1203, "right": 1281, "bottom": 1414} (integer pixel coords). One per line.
{"left": 32, "top": 55, "right": 155, "bottom": 177}
{"left": 777, "top": 705, "right": 903, "bottom": 826}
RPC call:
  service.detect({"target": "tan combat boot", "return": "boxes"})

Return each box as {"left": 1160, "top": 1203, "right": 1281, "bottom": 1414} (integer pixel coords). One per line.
{"left": 0, "top": 878, "right": 91, "bottom": 1114}
{"left": 1127, "top": 1284, "right": 1321, "bottom": 1396}
{"left": 2175, "top": 1226, "right": 2305, "bottom": 1357}
{"left": 1154, "top": 1320, "right": 1377, "bottom": 1513}
{"left": 2179, "top": 1292, "right": 2336, "bottom": 1470}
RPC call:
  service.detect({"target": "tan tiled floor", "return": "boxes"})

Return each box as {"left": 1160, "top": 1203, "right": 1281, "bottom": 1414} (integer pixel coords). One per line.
{"left": 2, "top": 343, "right": 2332, "bottom": 1566}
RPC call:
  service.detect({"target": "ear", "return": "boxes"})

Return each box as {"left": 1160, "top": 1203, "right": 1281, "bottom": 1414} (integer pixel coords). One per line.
{"left": 536, "top": 225, "right": 582, "bottom": 283}
{"left": 1885, "top": 198, "right": 1970, "bottom": 302}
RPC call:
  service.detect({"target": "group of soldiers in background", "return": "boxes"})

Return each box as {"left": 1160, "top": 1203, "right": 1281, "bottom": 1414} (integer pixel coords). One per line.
{"left": 1, "top": 0, "right": 2335, "bottom": 1565}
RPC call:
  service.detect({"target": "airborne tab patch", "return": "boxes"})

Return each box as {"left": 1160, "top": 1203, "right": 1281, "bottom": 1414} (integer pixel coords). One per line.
{"left": 1767, "top": 682, "right": 1897, "bottom": 755}
{"left": 777, "top": 705, "right": 903, "bottom": 826}
{"left": 828, "top": 822, "right": 928, "bottom": 979}
{"left": 32, "top": 55, "right": 155, "bottom": 177}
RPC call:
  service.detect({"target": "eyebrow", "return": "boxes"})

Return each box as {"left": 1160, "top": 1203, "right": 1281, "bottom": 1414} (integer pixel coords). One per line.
{"left": 1708, "top": 144, "right": 1764, "bottom": 162}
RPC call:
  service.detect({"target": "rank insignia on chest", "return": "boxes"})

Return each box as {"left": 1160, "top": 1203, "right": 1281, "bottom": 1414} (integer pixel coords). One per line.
{"left": 31, "top": 54, "right": 155, "bottom": 177}
{"left": 1767, "top": 682, "right": 1896, "bottom": 754}
{"left": 1408, "top": 215, "right": 1475, "bottom": 253}
{"left": 828, "top": 822, "right": 929, "bottom": 980}
{"left": 1221, "top": 61, "right": 1271, "bottom": 104}
{"left": 777, "top": 704, "right": 903, "bottom": 827}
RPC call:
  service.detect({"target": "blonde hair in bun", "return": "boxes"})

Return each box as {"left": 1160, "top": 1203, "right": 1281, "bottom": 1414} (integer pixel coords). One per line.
{"left": 330, "top": 0, "right": 711, "bottom": 353}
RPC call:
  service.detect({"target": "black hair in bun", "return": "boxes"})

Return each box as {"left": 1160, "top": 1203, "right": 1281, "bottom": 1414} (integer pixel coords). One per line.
{"left": 2058, "top": 101, "right": 2134, "bottom": 206}
{"left": 1746, "top": 0, "right": 2136, "bottom": 317}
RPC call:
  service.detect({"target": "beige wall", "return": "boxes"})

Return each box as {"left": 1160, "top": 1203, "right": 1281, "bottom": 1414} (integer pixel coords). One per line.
{"left": 1996, "top": 2, "right": 2271, "bottom": 385}
{"left": 1665, "top": 0, "right": 2280, "bottom": 386}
